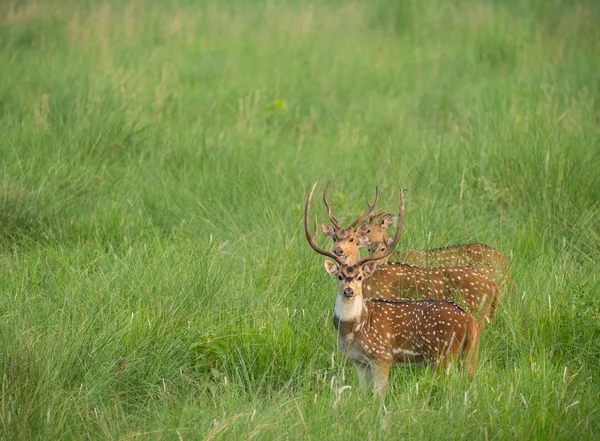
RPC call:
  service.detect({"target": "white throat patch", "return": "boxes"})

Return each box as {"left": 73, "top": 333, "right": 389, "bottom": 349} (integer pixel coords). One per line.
{"left": 334, "top": 294, "right": 363, "bottom": 322}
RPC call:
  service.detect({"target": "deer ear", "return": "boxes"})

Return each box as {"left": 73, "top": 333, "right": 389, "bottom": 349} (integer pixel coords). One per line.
{"left": 362, "top": 261, "right": 378, "bottom": 278}
{"left": 355, "top": 223, "right": 369, "bottom": 235}
{"left": 379, "top": 214, "right": 395, "bottom": 230}
{"left": 321, "top": 222, "right": 335, "bottom": 238}
{"left": 324, "top": 260, "right": 339, "bottom": 276}
{"left": 355, "top": 224, "right": 370, "bottom": 247}
{"left": 357, "top": 236, "right": 370, "bottom": 248}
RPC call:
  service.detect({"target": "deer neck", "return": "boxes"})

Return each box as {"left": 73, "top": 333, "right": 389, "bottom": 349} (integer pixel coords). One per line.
{"left": 344, "top": 248, "right": 361, "bottom": 265}
{"left": 333, "top": 295, "right": 373, "bottom": 361}
{"left": 333, "top": 295, "right": 368, "bottom": 333}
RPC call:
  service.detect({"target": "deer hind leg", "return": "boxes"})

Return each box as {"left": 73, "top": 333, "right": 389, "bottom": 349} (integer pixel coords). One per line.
{"left": 370, "top": 360, "right": 392, "bottom": 398}
{"left": 432, "top": 350, "right": 457, "bottom": 377}
{"left": 432, "top": 330, "right": 463, "bottom": 376}
{"left": 354, "top": 362, "right": 372, "bottom": 391}
{"left": 460, "top": 321, "right": 480, "bottom": 379}
{"left": 472, "top": 291, "right": 494, "bottom": 330}
{"left": 486, "top": 285, "right": 502, "bottom": 322}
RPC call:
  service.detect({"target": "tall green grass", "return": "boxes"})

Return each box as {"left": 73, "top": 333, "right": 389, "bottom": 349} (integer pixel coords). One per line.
{"left": 1, "top": 0, "right": 599, "bottom": 439}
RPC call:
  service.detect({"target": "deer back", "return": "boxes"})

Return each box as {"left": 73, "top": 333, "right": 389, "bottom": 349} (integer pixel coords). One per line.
{"left": 396, "top": 243, "right": 513, "bottom": 293}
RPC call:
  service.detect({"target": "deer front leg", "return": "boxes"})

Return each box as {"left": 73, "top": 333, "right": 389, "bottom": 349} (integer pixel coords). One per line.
{"left": 354, "top": 362, "right": 372, "bottom": 391}
{"left": 370, "top": 360, "right": 392, "bottom": 398}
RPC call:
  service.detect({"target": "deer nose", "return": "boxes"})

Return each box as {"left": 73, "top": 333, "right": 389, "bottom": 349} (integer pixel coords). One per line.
{"left": 343, "top": 288, "right": 354, "bottom": 298}
{"left": 334, "top": 247, "right": 343, "bottom": 255}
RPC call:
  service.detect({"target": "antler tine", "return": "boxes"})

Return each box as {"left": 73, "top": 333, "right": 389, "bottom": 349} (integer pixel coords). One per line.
{"left": 350, "top": 186, "right": 380, "bottom": 228}
{"left": 356, "top": 188, "right": 405, "bottom": 266}
{"left": 305, "top": 181, "right": 345, "bottom": 264}
{"left": 323, "top": 181, "right": 341, "bottom": 229}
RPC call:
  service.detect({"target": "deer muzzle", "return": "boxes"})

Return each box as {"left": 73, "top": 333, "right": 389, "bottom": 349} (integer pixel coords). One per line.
{"left": 343, "top": 287, "right": 354, "bottom": 298}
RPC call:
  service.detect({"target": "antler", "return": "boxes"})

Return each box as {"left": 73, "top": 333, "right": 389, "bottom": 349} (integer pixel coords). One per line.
{"left": 322, "top": 182, "right": 342, "bottom": 229}
{"left": 305, "top": 182, "right": 345, "bottom": 264}
{"left": 350, "top": 186, "right": 380, "bottom": 229}
{"left": 356, "top": 188, "right": 405, "bottom": 266}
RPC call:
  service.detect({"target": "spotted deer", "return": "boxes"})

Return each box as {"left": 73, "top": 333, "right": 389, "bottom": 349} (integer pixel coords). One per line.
{"left": 319, "top": 182, "right": 380, "bottom": 264}
{"left": 357, "top": 211, "right": 515, "bottom": 293}
{"left": 317, "top": 184, "right": 502, "bottom": 325}
{"left": 305, "top": 182, "right": 480, "bottom": 396}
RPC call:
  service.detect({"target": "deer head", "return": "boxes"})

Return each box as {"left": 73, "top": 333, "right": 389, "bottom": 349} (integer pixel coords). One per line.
{"left": 324, "top": 261, "right": 377, "bottom": 300}
{"left": 323, "top": 260, "right": 378, "bottom": 324}
{"left": 319, "top": 182, "right": 381, "bottom": 264}
{"left": 355, "top": 211, "right": 396, "bottom": 254}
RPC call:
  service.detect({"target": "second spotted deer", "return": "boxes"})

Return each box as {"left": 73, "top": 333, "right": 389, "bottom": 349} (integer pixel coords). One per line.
{"left": 315, "top": 183, "right": 502, "bottom": 326}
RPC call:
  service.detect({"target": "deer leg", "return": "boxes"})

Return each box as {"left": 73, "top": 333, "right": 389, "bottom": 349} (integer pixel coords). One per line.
{"left": 487, "top": 286, "right": 502, "bottom": 322}
{"left": 430, "top": 355, "right": 449, "bottom": 376}
{"left": 464, "top": 344, "right": 479, "bottom": 380}
{"left": 460, "top": 322, "right": 480, "bottom": 379}
{"left": 354, "top": 362, "right": 372, "bottom": 391}
{"left": 441, "top": 358, "right": 454, "bottom": 376}
{"left": 433, "top": 336, "right": 459, "bottom": 377}
{"left": 370, "top": 360, "right": 392, "bottom": 398}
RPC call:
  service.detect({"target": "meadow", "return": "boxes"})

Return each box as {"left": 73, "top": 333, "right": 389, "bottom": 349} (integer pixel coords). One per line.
{"left": 1, "top": 0, "right": 599, "bottom": 439}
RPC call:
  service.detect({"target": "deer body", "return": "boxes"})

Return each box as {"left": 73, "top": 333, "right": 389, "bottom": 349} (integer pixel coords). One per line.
{"left": 328, "top": 262, "right": 480, "bottom": 396}
{"left": 398, "top": 244, "right": 515, "bottom": 293}
{"left": 363, "top": 262, "right": 500, "bottom": 326}
{"left": 360, "top": 214, "right": 514, "bottom": 293}
{"left": 399, "top": 243, "right": 505, "bottom": 267}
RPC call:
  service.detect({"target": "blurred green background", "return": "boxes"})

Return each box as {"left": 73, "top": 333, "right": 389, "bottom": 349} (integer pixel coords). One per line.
{"left": 1, "top": 0, "right": 599, "bottom": 439}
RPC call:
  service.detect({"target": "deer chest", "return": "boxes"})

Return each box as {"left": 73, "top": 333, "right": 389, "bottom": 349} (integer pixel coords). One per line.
{"left": 338, "top": 334, "right": 371, "bottom": 363}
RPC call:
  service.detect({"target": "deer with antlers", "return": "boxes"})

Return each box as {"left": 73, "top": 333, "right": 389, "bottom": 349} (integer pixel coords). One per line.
{"left": 318, "top": 183, "right": 501, "bottom": 325}
{"left": 319, "top": 182, "right": 380, "bottom": 264}
{"left": 305, "top": 182, "right": 480, "bottom": 396}
{"left": 357, "top": 211, "right": 515, "bottom": 294}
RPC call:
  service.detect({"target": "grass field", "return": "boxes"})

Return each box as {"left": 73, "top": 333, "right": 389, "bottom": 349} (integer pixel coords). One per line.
{"left": 1, "top": 0, "right": 599, "bottom": 439}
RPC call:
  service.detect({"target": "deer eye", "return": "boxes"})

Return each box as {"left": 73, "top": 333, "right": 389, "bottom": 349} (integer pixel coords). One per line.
{"left": 338, "top": 275, "right": 343, "bottom": 280}
{"left": 358, "top": 276, "right": 363, "bottom": 281}
{"left": 367, "top": 229, "right": 371, "bottom": 233}
{"left": 349, "top": 238, "right": 354, "bottom": 243}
